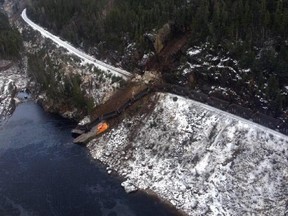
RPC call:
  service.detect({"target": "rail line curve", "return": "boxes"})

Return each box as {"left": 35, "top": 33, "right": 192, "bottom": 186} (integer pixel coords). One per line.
{"left": 21, "top": 9, "right": 132, "bottom": 79}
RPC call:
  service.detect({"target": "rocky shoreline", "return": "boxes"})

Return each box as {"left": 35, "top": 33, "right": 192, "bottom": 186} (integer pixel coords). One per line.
{"left": 87, "top": 93, "right": 288, "bottom": 215}
{"left": 1, "top": 2, "right": 287, "bottom": 215}
{"left": 0, "top": 59, "right": 30, "bottom": 125}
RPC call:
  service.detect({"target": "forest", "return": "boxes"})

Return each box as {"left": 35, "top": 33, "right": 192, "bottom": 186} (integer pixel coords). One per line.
{"left": 27, "top": 0, "right": 288, "bottom": 117}
{"left": 27, "top": 0, "right": 288, "bottom": 76}
{"left": 0, "top": 12, "right": 22, "bottom": 59}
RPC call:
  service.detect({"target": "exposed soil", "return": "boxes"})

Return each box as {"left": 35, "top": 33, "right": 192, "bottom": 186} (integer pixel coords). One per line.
{"left": 89, "top": 82, "right": 148, "bottom": 120}
{"left": 146, "top": 33, "right": 189, "bottom": 72}
{"left": 143, "top": 31, "right": 288, "bottom": 134}
{"left": 74, "top": 82, "right": 160, "bottom": 144}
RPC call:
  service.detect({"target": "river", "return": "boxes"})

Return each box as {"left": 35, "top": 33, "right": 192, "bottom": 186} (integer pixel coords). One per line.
{"left": 0, "top": 101, "right": 179, "bottom": 216}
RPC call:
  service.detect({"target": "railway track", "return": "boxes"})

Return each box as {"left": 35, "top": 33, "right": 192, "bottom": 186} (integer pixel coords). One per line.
{"left": 72, "top": 88, "right": 151, "bottom": 143}
{"left": 21, "top": 9, "right": 132, "bottom": 79}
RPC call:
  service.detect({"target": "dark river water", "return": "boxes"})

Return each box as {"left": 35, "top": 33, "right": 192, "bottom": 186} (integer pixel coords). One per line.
{"left": 0, "top": 102, "right": 179, "bottom": 216}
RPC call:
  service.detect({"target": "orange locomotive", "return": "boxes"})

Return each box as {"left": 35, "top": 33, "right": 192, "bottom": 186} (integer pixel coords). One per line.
{"left": 96, "top": 121, "right": 109, "bottom": 135}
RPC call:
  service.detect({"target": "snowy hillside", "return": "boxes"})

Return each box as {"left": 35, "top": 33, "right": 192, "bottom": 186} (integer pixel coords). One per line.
{"left": 88, "top": 93, "right": 288, "bottom": 215}
{"left": 0, "top": 63, "right": 29, "bottom": 125}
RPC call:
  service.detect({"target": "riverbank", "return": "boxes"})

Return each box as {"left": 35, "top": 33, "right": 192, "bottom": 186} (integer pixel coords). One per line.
{"left": 2, "top": 2, "right": 287, "bottom": 215}
{"left": 0, "top": 101, "right": 181, "bottom": 216}
{"left": 0, "top": 60, "right": 30, "bottom": 126}
{"left": 88, "top": 92, "right": 288, "bottom": 215}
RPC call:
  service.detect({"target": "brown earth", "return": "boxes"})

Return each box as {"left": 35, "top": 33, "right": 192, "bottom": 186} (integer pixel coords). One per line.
{"left": 146, "top": 33, "right": 190, "bottom": 72}
{"left": 89, "top": 82, "right": 148, "bottom": 120}
{"left": 74, "top": 82, "right": 160, "bottom": 144}
{"left": 86, "top": 32, "right": 191, "bottom": 137}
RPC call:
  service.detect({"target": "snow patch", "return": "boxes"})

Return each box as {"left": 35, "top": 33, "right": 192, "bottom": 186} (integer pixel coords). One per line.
{"left": 88, "top": 93, "right": 288, "bottom": 216}
{"left": 187, "top": 48, "right": 201, "bottom": 56}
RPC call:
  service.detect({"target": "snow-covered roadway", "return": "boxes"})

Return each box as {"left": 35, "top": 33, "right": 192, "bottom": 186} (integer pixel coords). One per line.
{"left": 21, "top": 9, "right": 132, "bottom": 79}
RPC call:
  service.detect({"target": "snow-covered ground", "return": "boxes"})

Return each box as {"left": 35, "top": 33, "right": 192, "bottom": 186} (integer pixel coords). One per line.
{"left": 182, "top": 44, "right": 288, "bottom": 118}
{"left": 0, "top": 63, "right": 29, "bottom": 125}
{"left": 88, "top": 93, "right": 288, "bottom": 215}
{"left": 21, "top": 9, "right": 132, "bottom": 79}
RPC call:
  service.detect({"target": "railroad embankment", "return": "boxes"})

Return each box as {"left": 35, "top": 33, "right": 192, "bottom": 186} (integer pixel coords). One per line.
{"left": 87, "top": 92, "right": 288, "bottom": 216}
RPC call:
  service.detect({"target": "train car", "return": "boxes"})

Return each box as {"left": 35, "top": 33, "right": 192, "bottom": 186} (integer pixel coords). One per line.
{"left": 228, "top": 104, "right": 253, "bottom": 119}
{"left": 252, "top": 112, "right": 283, "bottom": 129}
{"left": 208, "top": 96, "right": 230, "bottom": 110}
{"left": 103, "top": 111, "right": 119, "bottom": 120}
{"left": 96, "top": 121, "right": 109, "bottom": 135}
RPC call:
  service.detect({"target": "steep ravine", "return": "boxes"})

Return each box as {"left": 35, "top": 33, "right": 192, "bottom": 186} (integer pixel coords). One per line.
{"left": 88, "top": 93, "right": 288, "bottom": 215}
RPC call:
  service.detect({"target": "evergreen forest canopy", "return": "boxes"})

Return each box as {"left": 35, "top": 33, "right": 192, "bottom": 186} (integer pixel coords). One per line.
{"left": 28, "top": 0, "right": 288, "bottom": 72}
{"left": 26, "top": 0, "right": 288, "bottom": 118}
{"left": 0, "top": 12, "right": 22, "bottom": 59}
{"left": 27, "top": 0, "right": 288, "bottom": 48}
